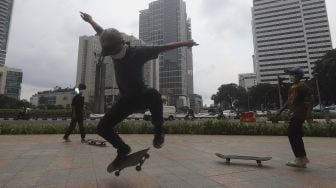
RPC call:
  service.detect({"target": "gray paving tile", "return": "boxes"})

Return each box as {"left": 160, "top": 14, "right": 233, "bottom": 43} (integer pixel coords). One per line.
{"left": 0, "top": 134, "right": 335, "bottom": 187}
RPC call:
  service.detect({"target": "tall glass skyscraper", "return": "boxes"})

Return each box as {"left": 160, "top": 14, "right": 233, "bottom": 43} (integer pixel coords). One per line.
{"left": 0, "top": 0, "right": 14, "bottom": 66}
{"left": 252, "top": 0, "right": 333, "bottom": 84}
{"left": 139, "top": 0, "right": 194, "bottom": 108}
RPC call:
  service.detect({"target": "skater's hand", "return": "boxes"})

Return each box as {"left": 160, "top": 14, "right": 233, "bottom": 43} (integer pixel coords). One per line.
{"left": 185, "top": 40, "right": 199, "bottom": 47}
{"left": 80, "top": 12, "right": 93, "bottom": 22}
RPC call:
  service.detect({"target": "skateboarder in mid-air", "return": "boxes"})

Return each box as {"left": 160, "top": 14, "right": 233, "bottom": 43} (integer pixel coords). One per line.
{"left": 80, "top": 12, "right": 198, "bottom": 168}
{"left": 276, "top": 67, "right": 314, "bottom": 168}
{"left": 63, "top": 83, "right": 87, "bottom": 143}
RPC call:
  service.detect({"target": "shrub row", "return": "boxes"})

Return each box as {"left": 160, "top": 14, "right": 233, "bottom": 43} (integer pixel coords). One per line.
{"left": 0, "top": 120, "right": 335, "bottom": 137}
{"left": 267, "top": 112, "right": 336, "bottom": 122}
{"left": 0, "top": 109, "right": 90, "bottom": 118}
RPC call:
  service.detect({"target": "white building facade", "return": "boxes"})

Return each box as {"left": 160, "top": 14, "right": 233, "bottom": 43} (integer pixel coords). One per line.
{"left": 30, "top": 89, "right": 74, "bottom": 107}
{"left": 239, "top": 73, "right": 257, "bottom": 90}
{"left": 252, "top": 0, "right": 333, "bottom": 84}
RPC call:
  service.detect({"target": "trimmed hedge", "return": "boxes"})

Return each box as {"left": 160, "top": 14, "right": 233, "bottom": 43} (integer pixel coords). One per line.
{"left": 0, "top": 109, "right": 90, "bottom": 118}
{"left": 0, "top": 120, "right": 335, "bottom": 137}
{"left": 268, "top": 112, "right": 336, "bottom": 122}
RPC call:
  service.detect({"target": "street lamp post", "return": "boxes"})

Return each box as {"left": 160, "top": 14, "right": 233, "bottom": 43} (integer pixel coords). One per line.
{"left": 314, "top": 74, "right": 322, "bottom": 111}
{"left": 277, "top": 76, "right": 283, "bottom": 108}
{"left": 247, "top": 90, "right": 250, "bottom": 111}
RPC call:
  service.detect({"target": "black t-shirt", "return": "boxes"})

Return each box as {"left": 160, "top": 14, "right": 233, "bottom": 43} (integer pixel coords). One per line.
{"left": 72, "top": 94, "right": 84, "bottom": 117}
{"left": 113, "top": 46, "right": 160, "bottom": 97}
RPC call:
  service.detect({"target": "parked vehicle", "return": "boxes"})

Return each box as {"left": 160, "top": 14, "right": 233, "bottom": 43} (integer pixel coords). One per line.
{"left": 326, "top": 105, "right": 336, "bottom": 113}
{"left": 127, "top": 113, "right": 144, "bottom": 120}
{"left": 144, "top": 106, "right": 176, "bottom": 121}
{"left": 222, "top": 110, "right": 237, "bottom": 119}
{"left": 313, "top": 104, "right": 324, "bottom": 112}
{"left": 255, "top": 110, "right": 268, "bottom": 117}
{"left": 89, "top": 113, "right": 104, "bottom": 120}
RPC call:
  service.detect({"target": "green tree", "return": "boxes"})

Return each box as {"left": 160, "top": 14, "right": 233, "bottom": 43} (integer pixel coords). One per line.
{"left": 249, "top": 84, "right": 279, "bottom": 110}
{"left": 313, "top": 49, "right": 336, "bottom": 105}
{"left": 212, "top": 84, "right": 246, "bottom": 110}
{"left": 0, "top": 95, "right": 31, "bottom": 109}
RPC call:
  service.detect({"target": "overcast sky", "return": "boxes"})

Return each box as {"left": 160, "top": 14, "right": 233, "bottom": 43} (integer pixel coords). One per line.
{"left": 6, "top": 0, "right": 336, "bottom": 105}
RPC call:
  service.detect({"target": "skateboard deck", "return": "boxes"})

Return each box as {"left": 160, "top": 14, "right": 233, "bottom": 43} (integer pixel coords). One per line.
{"left": 215, "top": 153, "right": 271, "bottom": 167}
{"left": 86, "top": 139, "right": 107, "bottom": 147}
{"left": 107, "top": 147, "right": 150, "bottom": 176}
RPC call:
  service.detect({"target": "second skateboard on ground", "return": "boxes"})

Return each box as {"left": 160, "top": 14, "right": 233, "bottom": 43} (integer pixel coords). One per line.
{"left": 215, "top": 153, "right": 272, "bottom": 167}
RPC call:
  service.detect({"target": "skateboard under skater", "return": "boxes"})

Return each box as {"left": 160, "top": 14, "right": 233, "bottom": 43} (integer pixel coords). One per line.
{"left": 215, "top": 153, "right": 272, "bottom": 167}
{"left": 107, "top": 147, "right": 150, "bottom": 176}
{"left": 86, "top": 139, "right": 107, "bottom": 147}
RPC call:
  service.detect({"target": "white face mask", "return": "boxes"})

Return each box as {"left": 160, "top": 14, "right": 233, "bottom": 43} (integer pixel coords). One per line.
{"left": 111, "top": 44, "right": 128, "bottom": 60}
{"left": 289, "top": 75, "right": 297, "bottom": 83}
{"left": 75, "top": 88, "right": 80, "bottom": 94}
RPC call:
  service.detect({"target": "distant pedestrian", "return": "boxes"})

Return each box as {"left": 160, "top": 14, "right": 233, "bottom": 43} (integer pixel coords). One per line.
{"left": 63, "top": 84, "right": 87, "bottom": 143}
{"left": 80, "top": 12, "right": 198, "bottom": 170}
{"left": 185, "top": 108, "right": 195, "bottom": 120}
{"left": 276, "top": 67, "right": 314, "bottom": 168}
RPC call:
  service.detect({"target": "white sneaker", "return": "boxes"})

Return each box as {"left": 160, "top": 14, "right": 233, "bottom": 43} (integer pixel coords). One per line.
{"left": 286, "top": 157, "right": 308, "bottom": 168}
{"left": 302, "top": 156, "right": 309, "bottom": 164}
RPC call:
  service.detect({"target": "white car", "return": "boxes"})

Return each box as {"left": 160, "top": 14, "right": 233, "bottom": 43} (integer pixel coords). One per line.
{"left": 255, "top": 111, "right": 267, "bottom": 117}
{"left": 326, "top": 105, "right": 336, "bottom": 113}
{"left": 127, "top": 113, "right": 144, "bottom": 120}
{"left": 222, "top": 110, "right": 236, "bottom": 118}
{"left": 89, "top": 114, "right": 104, "bottom": 120}
{"left": 313, "top": 104, "right": 324, "bottom": 112}
{"left": 144, "top": 106, "right": 176, "bottom": 121}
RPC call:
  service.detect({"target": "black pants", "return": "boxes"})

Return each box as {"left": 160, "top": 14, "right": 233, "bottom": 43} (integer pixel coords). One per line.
{"left": 64, "top": 117, "right": 86, "bottom": 139}
{"left": 97, "top": 88, "right": 164, "bottom": 152}
{"left": 288, "top": 118, "right": 306, "bottom": 158}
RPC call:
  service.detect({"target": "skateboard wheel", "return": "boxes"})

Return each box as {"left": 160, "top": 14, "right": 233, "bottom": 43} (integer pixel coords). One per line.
{"left": 115, "top": 171, "right": 120, "bottom": 176}
{"left": 145, "top": 153, "right": 150, "bottom": 159}
{"left": 136, "top": 165, "right": 142, "bottom": 171}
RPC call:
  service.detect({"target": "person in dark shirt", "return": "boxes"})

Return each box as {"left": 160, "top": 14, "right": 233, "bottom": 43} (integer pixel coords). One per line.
{"left": 277, "top": 67, "right": 314, "bottom": 168}
{"left": 63, "top": 84, "right": 87, "bottom": 143}
{"left": 80, "top": 12, "right": 198, "bottom": 168}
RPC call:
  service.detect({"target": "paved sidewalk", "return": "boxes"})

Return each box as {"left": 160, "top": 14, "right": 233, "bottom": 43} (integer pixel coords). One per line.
{"left": 0, "top": 135, "right": 335, "bottom": 188}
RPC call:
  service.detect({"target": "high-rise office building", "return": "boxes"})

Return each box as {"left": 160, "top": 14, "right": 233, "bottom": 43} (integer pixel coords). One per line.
{"left": 252, "top": 0, "right": 333, "bottom": 84}
{"left": 0, "top": 0, "right": 14, "bottom": 66}
{"left": 76, "top": 35, "right": 159, "bottom": 110}
{"left": 239, "top": 73, "right": 257, "bottom": 90}
{"left": 139, "top": 0, "right": 194, "bottom": 108}
{"left": 76, "top": 36, "right": 103, "bottom": 103}
{"left": 0, "top": 66, "right": 22, "bottom": 99}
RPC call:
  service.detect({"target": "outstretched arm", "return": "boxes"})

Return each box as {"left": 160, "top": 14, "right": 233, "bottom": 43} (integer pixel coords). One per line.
{"left": 158, "top": 40, "right": 198, "bottom": 53}
{"left": 80, "top": 12, "right": 104, "bottom": 35}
